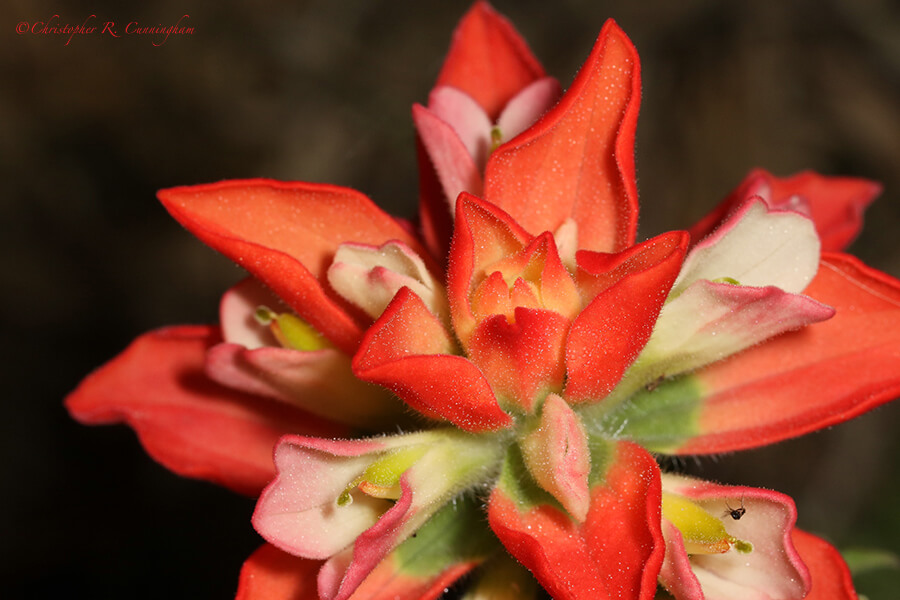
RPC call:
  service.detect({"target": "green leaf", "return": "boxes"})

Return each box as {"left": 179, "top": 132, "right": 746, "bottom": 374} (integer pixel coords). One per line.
{"left": 842, "top": 547, "right": 900, "bottom": 576}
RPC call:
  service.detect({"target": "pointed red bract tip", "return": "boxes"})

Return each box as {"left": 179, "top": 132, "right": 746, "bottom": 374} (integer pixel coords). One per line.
{"left": 484, "top": 20, "right": 642, "bottom": 253}
{"left": 437, "top": 1, "right": 546, "bottom": 120}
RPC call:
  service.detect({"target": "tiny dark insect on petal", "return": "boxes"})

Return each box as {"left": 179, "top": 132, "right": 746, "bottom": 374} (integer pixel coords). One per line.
{"left": 724, "top": 497, "right": 746, "bottom": 520}
{"left": 646, "top": 375, "right": 665, "bottom": 392}
{"left": 728, "top": 507, "right": 746, "bottom": 520}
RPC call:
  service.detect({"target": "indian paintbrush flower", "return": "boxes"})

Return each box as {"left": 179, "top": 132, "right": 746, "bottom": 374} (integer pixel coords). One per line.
{"left": 67, "top": 2, "right": 899, "bottom": 599}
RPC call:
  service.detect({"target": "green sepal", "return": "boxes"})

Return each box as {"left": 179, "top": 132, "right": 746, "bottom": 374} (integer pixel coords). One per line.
{"left": 496, "top": 443, "right": 560, "bottom": 511}
{"left": 392, "top": 493, "right": 499, "bottom": 577}
{"left": 587, "top": 374, "right": 703, "bottom": 453}
{"left": 711, "top": 276, "right": 740, "bottom": 285}
{"left": 490, "top": 126, "right": 503, "bottom": 152}
{"left": 586, "top": 434, "right": 616, "bottom": 487}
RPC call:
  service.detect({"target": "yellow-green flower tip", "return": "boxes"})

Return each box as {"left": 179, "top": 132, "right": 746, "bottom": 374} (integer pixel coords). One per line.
{"left": 662, "top": 492, "right": 733, "bottom": 555}
{"left": 358, "top": 446, "right": 427, "bottom": 500}
{"left": 253, "top": 305, "right": 331, "bottom": 351}
{"left": 274, "top": 313, "right": 329, "bottom": 351}
{"left": 253, "top": 305, "right": 277, "bottom": 325}
{"left": 711, "top": 276, "right": 741, "bottom": 285}
{"left": 490, "top": 126, "right": 503, "bottom": 152}
{"left": 336, "top": 489, "right": 354, "bottom": 507}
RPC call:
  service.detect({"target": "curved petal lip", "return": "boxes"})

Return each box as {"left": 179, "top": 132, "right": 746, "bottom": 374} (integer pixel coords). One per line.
{"left": 661, "top": 476, "right": 810, "bottom": 600}
{"left": 66, "top": 325, "right": 347, "bottom": 496}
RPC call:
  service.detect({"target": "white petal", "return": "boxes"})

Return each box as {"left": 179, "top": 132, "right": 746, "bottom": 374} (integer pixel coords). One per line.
{"left": 428, "top": 86, "right": 493, "bottom": 169}
{"left": 496, "top": 77, "right": 561, "bottom": 142}
{"left": 219, "top": 277, "right": 281, "bottom": 349}
{"left": 412, "top": 103, "right": 484, "bottom": 211}
{"left": 673, "top": 200, "right": 820, "bottom": 296}
{"left": 327, "top": 240, "right": 448, "bottom": 321}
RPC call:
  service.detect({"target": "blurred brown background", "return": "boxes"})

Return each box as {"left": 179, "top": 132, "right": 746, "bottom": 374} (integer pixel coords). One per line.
{"left": 3, "top": 0, "right": 899, "bottom": 597}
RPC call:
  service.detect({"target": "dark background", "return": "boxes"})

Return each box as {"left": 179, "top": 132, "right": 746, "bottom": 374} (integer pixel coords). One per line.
{"left": 4, "top": 0, "right": 899, "bottom": 597}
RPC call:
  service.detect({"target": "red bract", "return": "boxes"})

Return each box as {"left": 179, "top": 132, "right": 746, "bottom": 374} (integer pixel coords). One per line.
{"left": 67, "top": 2, "right": 898, "bottom": 599}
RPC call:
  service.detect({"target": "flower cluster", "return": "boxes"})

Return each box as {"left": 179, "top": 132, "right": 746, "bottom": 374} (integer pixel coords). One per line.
{"left": 68, "top": 3, "right": 900, "bottom": 599}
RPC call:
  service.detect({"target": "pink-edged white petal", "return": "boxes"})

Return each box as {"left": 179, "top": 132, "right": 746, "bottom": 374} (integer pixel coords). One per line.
{"left": 252, "top": 435, "right": 395, "bottom": 559}
{"left": 639, "top": 280, "right": 835, "bottom": 378}
{"left": 428, "top": 86, "right": 494, "bottom": 170}
{"left": 315, "top": 432, "right": 504, "bottom": 600}
{"left": 341, "top": 495, "right": 495, "bottom": 600}
{"left": 253, "top": 430, "right": 502, "bottom": 599}
{"left": 317, "top": 481, "right": 415, "bottom": 600}
{"left": 673, "top": 200, "right": 820, "bottom": 296}
{"left": 659, "top": 475, "right": 810, "bottom": 600}
{"left": 495, "top": 77, "right": 561, "bottom": 144}
{"left": 220, "top": 278, "right": 280, "bottom": 349}
{"left": 518, "top": 394, "right": 591, "bottom": 522}
{"left": 412, "top": 103, "right": 485, "bottom": 211}
{"left": 205, "top": 343, "right": 408, "bottom": 431}
{"left": 327, "top": 240, "right": 448, "bottom": 322}
{"left": 659, "top": 522, "right": 705, "bottom": 600}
